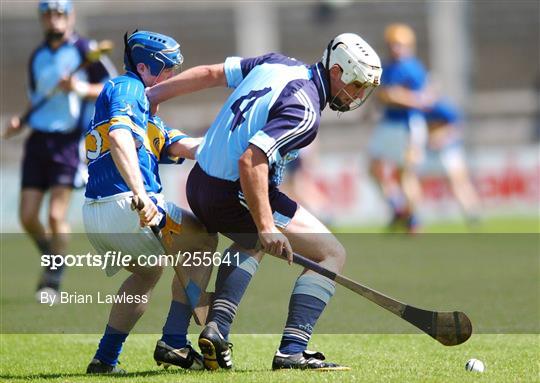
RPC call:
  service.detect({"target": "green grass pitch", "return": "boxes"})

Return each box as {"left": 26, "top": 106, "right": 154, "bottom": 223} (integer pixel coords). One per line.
{"left": 1, "top": 334, "right": 538, "bottom": 382}
{"left": 1, "top": 217, "right": 538, "bottom": 382}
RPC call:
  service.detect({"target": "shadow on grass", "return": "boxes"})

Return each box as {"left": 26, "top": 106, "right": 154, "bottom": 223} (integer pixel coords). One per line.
{"left": 0, "top": 367, "right": 267, "bottom": 380}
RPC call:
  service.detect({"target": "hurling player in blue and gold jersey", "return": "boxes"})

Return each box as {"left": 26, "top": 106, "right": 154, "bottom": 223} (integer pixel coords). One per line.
{"left": 83, "top": 31, "right": 215, "bottom": 374}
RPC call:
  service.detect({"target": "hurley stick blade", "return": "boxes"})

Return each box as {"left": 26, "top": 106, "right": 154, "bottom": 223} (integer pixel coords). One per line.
{"left": 433, "top": 311, "right": 473, "bottom": 346}
{"left": 401, "top": 306, "right": 473, "bottom": 346}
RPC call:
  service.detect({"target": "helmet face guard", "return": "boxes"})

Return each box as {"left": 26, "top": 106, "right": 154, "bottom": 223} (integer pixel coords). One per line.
{"left": 151, "top": 49, "right": 183, "bottom": 77}
{"left": 329, "top": 81, "right": 377, "bottom": 112}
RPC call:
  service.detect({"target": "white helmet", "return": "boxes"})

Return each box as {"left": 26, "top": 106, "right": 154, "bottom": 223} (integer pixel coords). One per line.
{"left": 322, "top": 33, "right": 382, "bottom": 111}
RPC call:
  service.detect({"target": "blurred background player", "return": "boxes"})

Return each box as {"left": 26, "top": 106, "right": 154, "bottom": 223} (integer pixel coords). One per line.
{"left": 84, "top": 30, "right": 215, "bottom": 374}
{"left": 2, "top": 0, "right": 115, "bottom": 299}
{"left": 368, "top": 23, "right": 433, "bottom": 233}
{"left": 148, "top": 32, "right": 382, "bottom": 371}
{"left": 421, "top": 99, "right": 482, "bottom": 225}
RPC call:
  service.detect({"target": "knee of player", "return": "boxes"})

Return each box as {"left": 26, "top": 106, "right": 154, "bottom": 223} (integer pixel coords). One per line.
{"left": 19, "top": 210, "right": 38, "bottom": 229}
{"left": 326, "top": 241, "right": 347, "bottom": 267}
{"left": 48, "top": 211, "right": 67, "bottom": 229}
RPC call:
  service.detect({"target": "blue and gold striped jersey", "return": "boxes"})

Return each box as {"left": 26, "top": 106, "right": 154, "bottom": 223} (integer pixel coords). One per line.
{"left": 85, "top": 71, "right": 186, "bottom": 199}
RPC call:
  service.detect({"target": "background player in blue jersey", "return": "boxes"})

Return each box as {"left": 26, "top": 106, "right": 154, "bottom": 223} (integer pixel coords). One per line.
{"left": 368, "top": 23, "right": 434, "bottom": 233}
{"left": 148, "top": 32, "right": 382, "bottom": 370}
{"left": 421, "top": 100, "right": 482, "bottom": 224}
{"left": 83, "top": 31, "right": 216, "bottom": 374}
{"left": 2, "top": 0, "right": 115, "bottom": 299}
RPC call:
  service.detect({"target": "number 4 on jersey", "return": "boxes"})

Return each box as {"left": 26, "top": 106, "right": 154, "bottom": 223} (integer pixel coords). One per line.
{"left": 230, "top": 87, "right": 271, "bottom": 131}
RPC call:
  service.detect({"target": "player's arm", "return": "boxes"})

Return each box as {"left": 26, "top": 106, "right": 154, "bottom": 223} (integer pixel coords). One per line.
{"left": 167, "top": 136, "right": 202, "bottom": 160}
{"left": 59, "top": 38, "right": 116, "bottom": 99}
{"left": 238, "top": 145, "right": 274, "bottom": 231}
{"left": 377, "top": 85, "right": 430, "bottom": 109}
{"left": 107, "top": 78, "right": 159, "bottom": 225}
{"left": 58, "top": 76, "right": 104, "bottom": 99}
{"left": 146, "top": 63, "right": 226, "bottom": 105}
{"left": 108, "top": 128, "right": 159, "bottom": 226}
{"left": 159, "top": 120, "right": 202, "bottom": 161}
{"left": 239, "top": 145, "right": 293, "bottom": 261}
{"left": 108, "top": 129, "right": 145, "bottom": 196}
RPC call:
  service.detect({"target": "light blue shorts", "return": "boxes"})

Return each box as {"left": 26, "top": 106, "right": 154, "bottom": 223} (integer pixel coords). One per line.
{"left": 368, "top": 116, "right": 427, "bottom": 166}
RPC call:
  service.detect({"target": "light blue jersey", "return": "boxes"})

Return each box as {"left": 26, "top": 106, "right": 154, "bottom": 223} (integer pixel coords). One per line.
{"left": 196, "top": 53, "right": 327, "bottom": 185}
{"left": 27, "top": 34, "right": 113, "bottom": 133}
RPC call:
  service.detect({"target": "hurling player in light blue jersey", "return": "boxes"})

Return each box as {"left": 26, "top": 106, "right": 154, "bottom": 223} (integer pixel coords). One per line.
{"left": 148, "top": 33, "right": 382, "bottom": 370}
{"left": 2, "top": 0, "right": 114, "bottom": 300}
{"left": 368, "top": 23, "right": 433, "bottom": 233}
{"left": 84, "top": 31, "right": 216, "bottom": 374}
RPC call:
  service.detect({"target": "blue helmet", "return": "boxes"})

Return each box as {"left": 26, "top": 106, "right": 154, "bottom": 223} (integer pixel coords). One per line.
{"left": 38, "top": 0, "right": 72, "bottom": 14}
{"left": 124, "top": 30, "right": 183, "bottom": 76}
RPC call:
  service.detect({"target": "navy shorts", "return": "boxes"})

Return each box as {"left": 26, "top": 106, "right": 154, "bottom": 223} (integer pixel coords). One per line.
{"left": 21, "top": 130, "right": 82, "bottom": 190}
{"left": 186, "top": 163, "right": 298, "bottom": 249}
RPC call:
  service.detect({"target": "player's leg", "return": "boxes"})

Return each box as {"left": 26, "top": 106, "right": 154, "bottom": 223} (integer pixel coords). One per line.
{"left": 39, "top": 185, "right": 72, "bottom": 290}
{"left": 107, "top": 264, "right": 163, "bottom": 332}
{"left": 186, "top": 163, "right": 263, "bottom": 369}
{"left": 369, "top": 158, "right": 408, "bottom": 228}
{"left": 19, "top": 131, "right": 49, "bottom": 247}
{"left": 399, "top": 115, "right": 428, "bottom": 233}
{"left": 19, "top": 141, "right": 59, "bottom": 295}
{"left": 399, "top": 160, "right": 422, "bottom": 232}
{"left": 272, "top": 205, "right": 348, "bottom": 370}
{"left": 441, "top": 147, "right": 481, "bottom": 224}
{"left": 368, "top": 121, "right": 412, "bottom": 229}
{"left": 19, "top": 188, "right": 48, "bottom": 250}
{"left": 84, "top": 196, "right": 165, "bottom": 374}
{"left": 198, "top": 242, "right": 263, "bottom": 370}
{"left": 155, "top": 208, "right": 215, "bottom": 370}
{"left": 87, "top": 263, "right": 163, "bottom": 374}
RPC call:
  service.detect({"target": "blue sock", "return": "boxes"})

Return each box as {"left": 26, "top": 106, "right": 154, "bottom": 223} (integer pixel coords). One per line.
{"left": 94, "top": 325, "right": 128, "bottom": 366}
{"left": 161, "top": 300, "right": 192, "bottom": 348}
{"left": 279, "top": 274, "right": 336, "bottom": 355}
{"left": 209, "top": 248, "right": 259, "bottom": 339}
